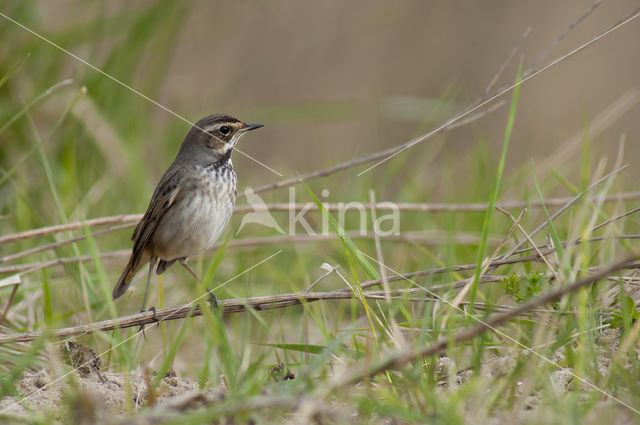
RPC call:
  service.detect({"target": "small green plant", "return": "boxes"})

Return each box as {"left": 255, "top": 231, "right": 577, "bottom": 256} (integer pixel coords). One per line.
{"left": 608, "top": 295, "right": 640, "bottom": 331}
{"left": 501, "top": 271, "right": 548, "bottom": 303}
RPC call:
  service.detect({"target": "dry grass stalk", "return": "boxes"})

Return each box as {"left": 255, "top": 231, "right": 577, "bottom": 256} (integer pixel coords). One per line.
{"left": 2, "top": 191, "right": 638, "bottom": 250}
{"left": 249, "top": 6, "right": 635, "bottom": 196}
{"left": 3, "top": 232, "right": 639, "bottom": 280}
{"left": 0, "top": 274, "right": 591, "bottom": 345}
{"left": 329, "top": 252, "right": 637, "bottom": 388}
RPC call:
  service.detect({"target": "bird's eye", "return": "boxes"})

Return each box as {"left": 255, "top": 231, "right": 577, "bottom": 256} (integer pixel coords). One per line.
{"left": 219, "top": 126, "right": 230, "bottom": 135}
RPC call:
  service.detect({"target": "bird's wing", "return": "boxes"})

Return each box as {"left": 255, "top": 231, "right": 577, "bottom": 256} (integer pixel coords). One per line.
{"left": 130, "top": 166, "right": 184, "bottom": 269}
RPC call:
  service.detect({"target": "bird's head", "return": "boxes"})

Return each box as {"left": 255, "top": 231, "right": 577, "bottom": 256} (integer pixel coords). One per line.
{"left": 180, "top": 114, "right": 263, "bottom": 163}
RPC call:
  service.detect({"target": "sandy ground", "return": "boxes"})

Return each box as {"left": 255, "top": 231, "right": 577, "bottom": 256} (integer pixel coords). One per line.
{"left": 0, "top": 328, "right": 629, "bottom": 424}
{"left": 0, "top": 367, "right": 222, "bottom": 423}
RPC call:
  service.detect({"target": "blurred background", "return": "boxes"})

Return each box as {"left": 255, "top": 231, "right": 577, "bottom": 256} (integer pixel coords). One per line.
{"left": 2, "top": 1, "right": 639, "bottom": 191}
{"left": 0, "top": 0, "right": 639, "bottom": 371}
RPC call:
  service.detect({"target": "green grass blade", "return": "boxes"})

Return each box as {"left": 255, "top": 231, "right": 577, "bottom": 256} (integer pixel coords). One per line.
{"left": 530, "top": 162, "right": 565, "bottom": 262}
{"left": 255, "top": 343, "right": 328, "bottom": 355}
{"left": 302, "top": 181, "right": 379, "bottom": 280}
{"left": 0, "top": 53, "right": 29, "bottom": 91}
{"left": 152, "top": 309, "right": 194, "bottom": 387}
{"left": 469, "top": 60, "right": 523, "bottom": 307}
{"left": 0, "top": 85, "right": 85, "bottom": 187}
{"left": 0, "top": 79, "right": 73, "bottom": 137}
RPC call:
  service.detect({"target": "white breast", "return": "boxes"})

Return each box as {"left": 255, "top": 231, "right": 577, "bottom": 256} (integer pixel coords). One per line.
{"left": 151, "top": 163, "right": 237, "bottom": 261}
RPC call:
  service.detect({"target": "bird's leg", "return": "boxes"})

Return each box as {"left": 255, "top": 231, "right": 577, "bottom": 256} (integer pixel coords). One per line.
{"left": 139, "top": 257, "right": 157, "bottom": 335}
{"left": 141, "top": 257, "right": 157, "bottom": 312}
{"left": 179, "top": 259, "right": 202, "bottom": 283}
{"left": 179, "top": 259, "right": 219, "bottom": 310}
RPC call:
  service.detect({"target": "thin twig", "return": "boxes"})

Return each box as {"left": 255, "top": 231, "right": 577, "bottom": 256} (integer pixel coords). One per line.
{"left": 450, "top": 208, "right": 526, "bottom": 309}
{"left": 243, "top": 97, "right": 504, "bottom": 196}
{"left": 0, "top": 214, "right": 139, "bottom": 246}
{"left": 1, "top": 229, "right": 501, "bottom": 267}
{"left": 492, "top": 165, "right": 629, "bottom": 267}
{"left": 3, "top": 233, "right": 639, "bottom": 278}
{"left": 496, "top": 206, "right": 560, "bottom": 282}
{"left": 592, "top": 207, "right": 640, "bottom": 234}
{"left": 531, "top": 0, "right": 601, "bottom": 68}
{"left": 484, "top": 27, "right": 531, "bottom": 96}
{"left": 303, "top": 264, "right": 338, "bottom": 293}
{"left": 2, "top": 191, "right": 639, "bottom": 250}
{"left": 249, "top": 7, "right": 640, "bottom": 191}
{"left": 0, "top": 284, "right": 19, "bottom": 325}
{"left": 328, "top": 252, "right": 637, "bottom": 388}
{"left": 0, "top": 276, "right": 591, "bottom": 345}
{"left": 0, "top": 231, "right": 502, "bottom": 274}
{"left": 434, "top": 99, "right": 506, "bottom": 131}
{"left": 0, "top": 223, "right": 133, "bottom": 264}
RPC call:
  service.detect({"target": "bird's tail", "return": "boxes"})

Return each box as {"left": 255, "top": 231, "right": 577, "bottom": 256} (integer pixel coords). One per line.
{"left": 113, "top": 256, "right": 143, "bottom": 299}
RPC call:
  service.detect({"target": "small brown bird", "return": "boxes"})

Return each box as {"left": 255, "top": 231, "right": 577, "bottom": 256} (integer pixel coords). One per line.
{"left": 113, "top": 114, "right": 263, "bottom": 313}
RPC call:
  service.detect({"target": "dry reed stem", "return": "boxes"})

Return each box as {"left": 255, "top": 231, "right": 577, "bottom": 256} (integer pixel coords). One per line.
{"left": 531, "top": 0, "right": 601, "bottom": 68}
{"left": 3, "top": 233, "right": 639, "bottom": 279}
{"left": 329, "top": 252, "right": 637, "bottom": 388}
{"left": 484, "top": 27, "right": 530, "bottom": 96}
{"left": 247, "top": 5, "right": 630, "bottom": 198}
{"left": 0, "top": 223, "right": 133, "bottom": 264}
{"left": 496, "top": 206, "right": 561, "bottom": 282}
{"left": 1, "top": 191, "right": 638, "bottom": 249}
{"left": 0, "top": 231, "right": 501, "bottom": 274}
{"left": 0, "top": 275, "right": 591, "bottom": 345}
{"left": 0, "top": 214, "right": 139, "bottom": 246}
{"left": 491, "top": 165, "right": 629, "bottom": 270}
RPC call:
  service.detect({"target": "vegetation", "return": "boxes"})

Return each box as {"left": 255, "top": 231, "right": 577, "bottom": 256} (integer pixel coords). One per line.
{"left": 1, "top": 2, "right": 639, "bottom": 424}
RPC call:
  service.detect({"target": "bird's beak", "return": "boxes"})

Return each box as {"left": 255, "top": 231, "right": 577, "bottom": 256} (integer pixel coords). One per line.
{"left": 241, "top": 123, "right": 264, "bottom": 132}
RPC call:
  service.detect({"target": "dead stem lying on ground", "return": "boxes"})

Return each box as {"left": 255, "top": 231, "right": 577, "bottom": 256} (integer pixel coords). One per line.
{"left": 328, "top": 252, "right": 637, "bottom": 388}
{"left": 1, "top": 253, "right": 635, "bottom": 345}
{"left": 0, "top": 282, "right": 524, "bottom": 344}
{"left": 29, "top": 252, "right": 630, "bottom": 425}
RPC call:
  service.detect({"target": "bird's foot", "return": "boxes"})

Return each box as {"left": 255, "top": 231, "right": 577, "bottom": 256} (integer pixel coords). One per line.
{"left": 138, "top": 323, "right": 146, "bottom": 339}
{"left": 206, "top": 288, "right": 219, "bottom": 311}
{"left": 138, "top": 306, "right": 157, "bottom": 338}
{"left": 149, "top": 306, "right": 160, "bottom": 326}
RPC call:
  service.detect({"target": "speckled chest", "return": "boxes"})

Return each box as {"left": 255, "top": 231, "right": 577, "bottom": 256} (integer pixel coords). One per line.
{"left": 151, "top": 160, "right": 237, "bottom": 260}
{"left": 198, "top": 161, "right": 238, "bottom": 205}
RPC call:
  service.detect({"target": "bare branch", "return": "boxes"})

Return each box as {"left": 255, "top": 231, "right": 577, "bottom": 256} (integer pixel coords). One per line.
{"left": 2, "top": 191, "right": 639, "bottom": 250}
{"left": 492, "top": 165, "right": 629, "bottom": 267}
{"left": 531, "top": 0, "right": 601, "bottom": 68}
{"left": 496, "top": 206, "right": 560, "bottom": 282}
{"left": 484, "top": 27, "right": 530, "bottom": 96}
{"left": 0, "top": 273, "right": 598, "bottom": 345}
{"left": 249, "top": 7, "right": 640, "bottom": 191}
{"left": 0, "top": 214, "right": 139, "bottom": 246}
{"left": 329, "top": 252, "right": 637, "bottom": 388}
{"left": 0, "top": 223, "right": 133, "bottom": 263}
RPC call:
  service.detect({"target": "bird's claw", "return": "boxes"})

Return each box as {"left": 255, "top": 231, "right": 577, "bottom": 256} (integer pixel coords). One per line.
{"left": 138, "top": 306, "right": 157, "bottom": 337}
{"left": 207, "top": 289, "right": 219, "bottom": 311}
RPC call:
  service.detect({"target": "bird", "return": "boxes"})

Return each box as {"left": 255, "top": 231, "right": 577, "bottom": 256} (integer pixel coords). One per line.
{"left": 112, "top": 114, "right": 263, "bottom": 314}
